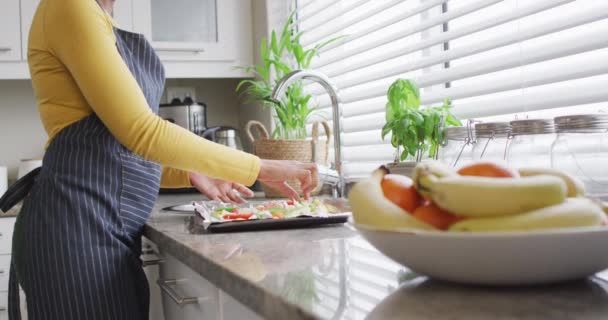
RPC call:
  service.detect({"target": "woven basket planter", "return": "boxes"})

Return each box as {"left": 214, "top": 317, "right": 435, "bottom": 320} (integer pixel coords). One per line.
{"left": 246, "top": 120, "right": 331, "bottom": 198}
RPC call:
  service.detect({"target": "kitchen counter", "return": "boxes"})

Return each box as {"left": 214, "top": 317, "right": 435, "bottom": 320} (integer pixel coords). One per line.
{"left": 0, "top": 202, "right": 21, "bottom": 217}
{"left": 145, "top": 195, "right": 608, "bottom": 320}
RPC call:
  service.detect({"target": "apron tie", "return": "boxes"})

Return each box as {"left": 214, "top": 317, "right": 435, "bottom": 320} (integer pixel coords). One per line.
{"left": 0, "top": 167, "right": 40, "bottom": 320}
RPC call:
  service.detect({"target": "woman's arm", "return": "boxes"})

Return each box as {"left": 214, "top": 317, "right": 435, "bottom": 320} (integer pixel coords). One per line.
{"left": 43, "top": 0, "right": 260, "bottom": 186}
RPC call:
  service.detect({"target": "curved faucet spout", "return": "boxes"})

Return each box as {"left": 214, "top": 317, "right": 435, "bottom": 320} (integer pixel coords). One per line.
{"left": 271, "top": 70, "right": 345, "bottom": 197}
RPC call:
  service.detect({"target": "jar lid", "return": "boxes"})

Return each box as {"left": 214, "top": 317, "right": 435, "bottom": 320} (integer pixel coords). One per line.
{"left": 510, "top": 119, "right": 555, "bottom": 135}
{"left": 554, "top": 114, "right": 608, "bottom": 132}
{"left": 444, "top": 126, "right": 471, "bottom": 140}
{"left": 474, "top": 122, "right": 511, "bottom": 138}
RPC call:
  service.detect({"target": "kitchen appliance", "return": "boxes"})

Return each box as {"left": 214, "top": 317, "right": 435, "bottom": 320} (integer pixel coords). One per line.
{"left": 202, "top": 126, "right": 243, "bottom": 150}
{"left": 158, "top": 97, "right": 207, "bottom": 136}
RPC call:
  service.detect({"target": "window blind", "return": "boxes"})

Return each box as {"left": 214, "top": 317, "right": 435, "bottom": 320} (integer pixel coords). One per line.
{"left": 294, "top": 0, "right": 608, "bottom": 180}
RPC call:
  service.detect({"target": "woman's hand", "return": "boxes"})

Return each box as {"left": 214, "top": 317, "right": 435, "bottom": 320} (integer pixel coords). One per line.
{"left": 257, "top": 160, "right": 319, "bottom": 200}
{"left": 188, "top": 172, "right": 254, "bottom": 204}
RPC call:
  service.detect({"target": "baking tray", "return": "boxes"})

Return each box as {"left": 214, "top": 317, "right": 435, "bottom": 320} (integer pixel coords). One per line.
{"left": 182, "top": 198, "right": 351, "bottom": 233}
{"left": 187, "top": 213, "right": 351, "bottom": 233}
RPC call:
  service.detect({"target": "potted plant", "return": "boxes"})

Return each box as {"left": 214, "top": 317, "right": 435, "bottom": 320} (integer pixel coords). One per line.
{"left": 237, "top": 12, "right": 340, "bottom": 197}
{"left": 382, "top": 79, "right": 461, "bottom": 177}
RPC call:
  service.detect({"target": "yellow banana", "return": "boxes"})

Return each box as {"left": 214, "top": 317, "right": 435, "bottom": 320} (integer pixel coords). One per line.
{"left": 412, "top": 161, "right": 458, "bottom": 199}
{"left": 601, "top": 201, "right": 608, "bottom": 216}
{"left": 348, "top": 167, "right": 435, "bottom": 230}
{"left": 416, "top": 173, "right": 567, "bottom": 217}
{"left": 518, "top": 167, "right": 585, "bottom": 197}
{"left": 448, "top": 198, "right": 606, "bottom": 232}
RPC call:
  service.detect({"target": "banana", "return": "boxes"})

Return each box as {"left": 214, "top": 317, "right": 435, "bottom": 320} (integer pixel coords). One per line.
{"left": 412, "top": 161, "right": 458, "bottom": 199}
{"left": 415, "top": 173, "right": 567, "bottom": 217}
{"left": 448, "top": 197, "right": 606, "bottom": 232}
{"left": 601, "top": 201, "right": 608, "bottom": 216}
{"left": 518, "top": 167, "right": 585, "bottom": 197}
{"left": 348, "top": 167, "right": 435, "bottom": 230}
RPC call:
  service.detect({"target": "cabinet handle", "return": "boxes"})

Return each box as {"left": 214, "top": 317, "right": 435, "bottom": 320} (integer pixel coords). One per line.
{"left": 142, "top": 257, "right": 165, "bottom": 267}
{"left": 0, "top": 306, "right": 6, "bottom": 311}
{"left": 157, "top": 47, "right": 205, "bottom": 53}
{"left": 0, "top": 269, "right": 5, "bottom": 275}
{"left": 0, "top": 47, "right": 11, "bottom": 52}
{"left": 157, "top": 279, "right": 200, "bottom": 305}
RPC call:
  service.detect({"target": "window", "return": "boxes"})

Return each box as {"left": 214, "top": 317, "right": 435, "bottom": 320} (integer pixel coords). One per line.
{"left": 295, "top": 0, "right": 608, "bottom": 180}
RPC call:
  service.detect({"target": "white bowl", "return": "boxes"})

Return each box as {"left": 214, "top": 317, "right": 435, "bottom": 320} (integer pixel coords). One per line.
{"left": 355, "top": 223, "right": 608, "bottom": 286}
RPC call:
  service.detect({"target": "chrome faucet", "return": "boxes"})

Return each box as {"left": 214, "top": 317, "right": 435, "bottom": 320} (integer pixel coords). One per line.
{"left": 271, "top": 70, "right": 345, "bottom": 198}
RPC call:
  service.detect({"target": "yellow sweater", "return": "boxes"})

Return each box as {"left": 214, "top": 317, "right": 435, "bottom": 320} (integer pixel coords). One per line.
{"left": 28, "top": 0, "right": 260, "bottom": 188}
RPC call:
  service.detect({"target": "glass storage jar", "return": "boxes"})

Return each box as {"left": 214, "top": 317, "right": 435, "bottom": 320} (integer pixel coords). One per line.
{"left": 507, "top": 119, "right": 556, "bottom": 168}
{"left": 551, "top": 114, "right": 608, "bottom": 200}
{"left": 471, "top": 122, "right": 511, "bottom": 163}
{"left": 440, "top": 126, "right": 475, "bottom": 167}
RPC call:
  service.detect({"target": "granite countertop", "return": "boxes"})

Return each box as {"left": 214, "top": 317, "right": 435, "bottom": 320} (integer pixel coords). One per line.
{"left": 145, "top": 194, "right": 608, "bottom": 320}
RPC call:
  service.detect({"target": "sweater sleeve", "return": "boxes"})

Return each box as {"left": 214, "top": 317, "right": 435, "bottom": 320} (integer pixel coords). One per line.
{"left": 43, "top": 0, "right": 260, "bottom": 186}
{"left": 160, "top": 167, "right": 192, "bottom": 189}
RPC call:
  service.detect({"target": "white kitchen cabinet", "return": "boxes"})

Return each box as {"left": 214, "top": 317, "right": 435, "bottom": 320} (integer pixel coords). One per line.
{"left": 142, "top": 238, "right": 165, "bottom": 320}
{"left": 0, "top": 0, "right": 22, "bottom": 61}
{"left": 132, "top": 0, "right": 241, "bottom": 62}
{"left": 113, "top": 0, "right": 135, "bottom": 32}
{"left": 155, "top": 249, "right": 262, "bottom": 320}
{"left": 0, "top": 0, "right": 253, "bottom": 79}
{"left": 19, "top": 0, "right": 39, "bottom": 61}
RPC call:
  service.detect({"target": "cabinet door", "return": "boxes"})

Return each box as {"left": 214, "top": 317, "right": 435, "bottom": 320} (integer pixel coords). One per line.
{"left": 113, "top": 0, "right": 135, "bottom": 32}
{"left": 0, "top": 0, "right": 22, "bottom": 61}
{"left": 132, "top": 0, "right": 238, "bottom": 61}
{"left": 20, "top": 0, "right": 40, "bottom": 61}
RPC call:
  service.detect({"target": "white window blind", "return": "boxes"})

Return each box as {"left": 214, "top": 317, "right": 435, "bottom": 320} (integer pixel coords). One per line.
{"left": 295, "top": 0, "right": 608, "bottom": 180}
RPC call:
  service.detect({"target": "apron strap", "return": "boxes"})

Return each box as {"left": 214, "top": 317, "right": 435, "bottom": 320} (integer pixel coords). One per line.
{"left": 0, "top": 169, "right": 39, "bottom": 319}
{"left": 0, "top": 167, "right": 41, "bottom": 214}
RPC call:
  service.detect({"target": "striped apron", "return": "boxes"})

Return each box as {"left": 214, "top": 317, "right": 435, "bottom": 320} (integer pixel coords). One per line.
{"left": 1, "top": 24, "right": 165, "bottom": 319}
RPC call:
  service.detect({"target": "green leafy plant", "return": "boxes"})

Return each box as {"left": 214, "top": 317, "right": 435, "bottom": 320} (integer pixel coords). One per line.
{"left": 236, "top": 12, "right": 342, "bottom": 139}
{"left": 382, "top": 79, "right": 461, "bottom": 162}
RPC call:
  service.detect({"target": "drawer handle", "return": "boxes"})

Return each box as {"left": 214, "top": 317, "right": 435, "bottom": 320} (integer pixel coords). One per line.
{"left": 0, "top": 269, "right": 5, "bottom": 275}
{"left": 157, "top": 47, "right": 205, "bottom": 53}
{"left": 0, "top": 306, "right": 6, "bottom": 311}
{"left": 157, "top": 279, "right": 200, "bottom": 305}
{"left": 142, "top": 257, "right": 165, "bottom": 267}
{"left": 0, "top": 47, "right": 11, "bottom": 52}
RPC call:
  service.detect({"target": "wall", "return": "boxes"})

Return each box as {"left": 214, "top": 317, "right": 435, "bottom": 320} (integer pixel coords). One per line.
{"left": 0, "top": 78, "right": 259, "bottom": 182}
{"left": 163, "top": 78, "right": 244, "bottom": 131}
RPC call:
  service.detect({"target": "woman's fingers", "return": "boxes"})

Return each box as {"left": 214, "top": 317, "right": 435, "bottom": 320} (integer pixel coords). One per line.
{"left": 226, "top": 190, "right": 246, "bottom": 204}
{"left": 218, "top": 194, "right": 232, "bottom": 203}
{"left": 266, "top": 181, "right": 300, "bottom": 201}
{"left": 301, "top": 164, "right": 318, "bottom": 198}
{"left": 233, "top": 183, "right": 254, "bottom": 198}
{"left": 296, "top": 169, "right": 313, "bottom": 200}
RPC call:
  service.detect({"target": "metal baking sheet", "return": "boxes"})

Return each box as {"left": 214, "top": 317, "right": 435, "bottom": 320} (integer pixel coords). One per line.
{"left": 187, "top": 213, "right": 350, "bottom": 233}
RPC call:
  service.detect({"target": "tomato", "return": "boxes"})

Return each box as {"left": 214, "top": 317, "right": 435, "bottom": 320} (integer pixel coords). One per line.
{"left": 412, "top": 203, "right": 464, "bottom": 230}
{"left": 457, "top": 162, "right": 519, "bottom": 178}
{"left": 381, "top": 174, "right": 422, "bottom": 213}
{"left": 223, "top": 212, "right": 253, "bottom": 220}
{"left": 286, "top": 200, "right": 295, "bottom": 206}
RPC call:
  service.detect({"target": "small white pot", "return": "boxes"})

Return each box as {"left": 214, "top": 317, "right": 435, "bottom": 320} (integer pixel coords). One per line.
{"left": 385, "top": 161, "right": 419, "bottom": 178}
